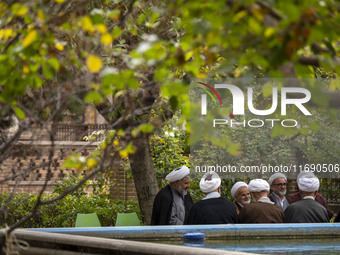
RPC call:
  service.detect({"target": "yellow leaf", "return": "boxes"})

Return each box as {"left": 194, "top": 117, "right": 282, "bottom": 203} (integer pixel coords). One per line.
{"left": 329, "top": 79, "right": 340, "bottom": 91}
{"left": 87, "top": 158, "right": 98, "bottom": 168}
{"left": 2, "top": 29, "right": 15, "bottom": 41}
{"left": 197, "top": 72, "right": 207, "bottom": 78}
{"left": 23, "top": 65, "right": 29, "bottom": 74}
{"left": 101, "top": 33, "right": 113, "bottom": 45}
{"left": 22, "top": 30, "right": 37, "bottom": 48}
{"left": 264, "top": 27, "right": 275, "bottom": 38}
{"left": 55, "top": 0, "right": 66, "bottom": 3}
{"left": 82, "top": 16, "right": 94, "bottom": 33}
{"left": 86, "top": 55, "right": 102, "bottom": 73}
{"left": 234, "top": 10, "right": 247, "bottom": 20}
{"left": 185, "top": 51, "right": 193, "bottom": 61}
{"left": 14, "top": 5, "right": 28, "bottom": 16}
{"left": 95, "top": 24, "right": 107, "bottom": 34}
{"left": 119, "top": 150, "right": 128, "bottom": 159}
{"left": 113, "top": 139, "right": 119, "bottom": 146}
{"left": 37, "top": 9, "right": 45, "bottom": 22}
{"left": 55, "top": 42, "right": 64, "bottom": 51}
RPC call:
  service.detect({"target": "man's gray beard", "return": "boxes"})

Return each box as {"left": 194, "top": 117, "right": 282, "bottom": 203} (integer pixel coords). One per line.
{"left": 178, "top": 186, "right": 187, "bottom": 196}
{"left": 276, "top": 189, "right": 286, "bottom": 197}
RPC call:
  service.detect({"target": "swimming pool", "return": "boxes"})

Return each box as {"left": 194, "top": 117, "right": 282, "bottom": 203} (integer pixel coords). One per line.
{"left": 28, "top": 223, "right": 340, "bottom": 254}
{"left": 152, "top": 237, "right": 340, "bottom": 254}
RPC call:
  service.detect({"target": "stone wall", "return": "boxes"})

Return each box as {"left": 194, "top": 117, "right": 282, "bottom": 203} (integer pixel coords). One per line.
{"left": 0, "top": 141, "right": 137, "bottom": 201}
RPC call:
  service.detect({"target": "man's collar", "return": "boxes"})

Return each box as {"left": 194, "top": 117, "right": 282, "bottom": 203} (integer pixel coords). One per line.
{"left": 258, "top": 197, "right": 275, "bottom": 204}
{"left": 303, "top": 196, "right": 315, "bottom": 200}
{"left": 203, "top": 191, "right": 220, "bottom": 200}
{"left": 236, "top": 201, "right": 244, "bottom": 208}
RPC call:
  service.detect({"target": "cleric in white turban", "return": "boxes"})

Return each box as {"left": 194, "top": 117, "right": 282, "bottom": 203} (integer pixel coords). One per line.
{"left": 165, "top": 165, "right": 190, "bottom": 183}
{"left": 298, "top": 176, "right": 320, "bottom": 192}
{"left": 231, "top": 181, "right": 248, "bottom": 198}
{"left": 297, "top": 171, "right": 316, "bottom": 183}
{"left": 248, "top": 179, "right": 270, "bottom": 193}
{"left": 268, "top": 173, "right": 289, "bottom": 211}
{"left": 186, "top": 171, "right": 238, "bottom": 224}
{"left": 151, "top": 165, "right": 193, "bottom": 225}
{"left": 200, "top": 171, "right": 221, "bottom": 194}
{"left": 238, "top": 179, "right": 284, "bottom": 223}
{"left": 268, "top": 173, "right": 287, "bottom": 185}
{"left": 285, "top": 175, "right": 329, "bottom": 223}
{"left": 231, "top": 181, "right": 250, "bottom": 215}
{"left": 287, "top": 171, "right": 334, "bottom": 220}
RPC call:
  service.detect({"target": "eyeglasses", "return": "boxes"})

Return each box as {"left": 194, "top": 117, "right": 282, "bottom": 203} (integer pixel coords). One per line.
{"left": 273, "top": 183, "right": 287, "bottom": 187}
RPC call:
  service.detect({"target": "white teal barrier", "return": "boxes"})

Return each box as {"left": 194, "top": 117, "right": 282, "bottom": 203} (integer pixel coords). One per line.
{"left": 27, "top": 223, "right": 340, "bottom": 239}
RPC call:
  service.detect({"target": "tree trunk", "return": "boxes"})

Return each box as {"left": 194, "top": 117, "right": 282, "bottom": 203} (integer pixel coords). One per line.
{"left": 128, "top": 133, "right": 159, "bottom": 224}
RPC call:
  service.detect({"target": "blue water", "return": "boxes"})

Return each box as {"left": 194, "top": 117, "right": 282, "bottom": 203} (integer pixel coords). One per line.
{"left": 185, "top": 237, "right": 340, "bottom": 254}
{"left": 150, "top": 237, "right": 340, "bottom": 255}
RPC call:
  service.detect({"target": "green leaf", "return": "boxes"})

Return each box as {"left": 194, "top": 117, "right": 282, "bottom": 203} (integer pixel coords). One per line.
{"left": 227, "top": 143, "right": 242, "bottom": 156}
{"left": 169, "top": 96, "right": 178, "bottom": 111}
{"left": 308, "top": 121, "right": 319, "bottom": 131}
{"left": 42, "top": 63, "right": 54, "bottom": 79}
{"left": 84, "top": 91, "right": 103, "bottom": 103}
{"left": 13, "top": 106, "right": 25, "bottom": 119}
{"left": 112, "top": 27, "right": 122, "bottom": 39}
{"left": 139, "top": 123, "right": 154, "bottom": 133}
{"left": 300, "top": 127, "right": 309, "bottom": 136}
{"left": 61, "top": 153, "right": 84, "bottom": 170}
{"left": 48, "top": 58, "right": 60, "bottom": 71}
{"left": 91, "top": 13, "right": 104, "bottom": 25}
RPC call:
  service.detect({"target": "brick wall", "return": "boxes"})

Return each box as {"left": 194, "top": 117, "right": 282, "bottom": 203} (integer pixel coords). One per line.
{"left": 0, "top": 141, "right": 137, "bottom": 201}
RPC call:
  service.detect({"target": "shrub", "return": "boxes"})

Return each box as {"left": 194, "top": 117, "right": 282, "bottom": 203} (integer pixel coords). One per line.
{"left": 0, "top": 175, "right": 141, "bottom": 228}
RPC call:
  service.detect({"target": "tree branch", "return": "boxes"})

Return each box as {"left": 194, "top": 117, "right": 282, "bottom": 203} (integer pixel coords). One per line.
{"left": 298, "top": 56, "right": 319, "bottom": 67}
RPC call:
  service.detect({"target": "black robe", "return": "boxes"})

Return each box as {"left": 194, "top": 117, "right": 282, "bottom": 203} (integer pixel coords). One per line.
{"left": 186, "top": 197, "right": 238, "bottom": 225}
{"left": 335, "top": 212, "right": 340, "bottom": 222}
{"left": 150, "top": 184, "right": 193, "bottom": 225}
{"left": 284, "top": 199, "right": 329, "bottom": 223}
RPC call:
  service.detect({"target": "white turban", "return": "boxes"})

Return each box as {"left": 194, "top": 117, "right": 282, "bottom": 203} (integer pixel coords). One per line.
{"left": 165, "top": 166, "right": 190, "bottom": 183}
{"left": 248, "top": 179, "right": 270, "bottom": 192}
{"left": 200, "top": 171, "right": 221, "bottom": 193}
{"left": 298, "top": 177, "right": 320, "bottom": 192}
{"left": 297, "top": 171, "right": 316, "bottom": 182}
{"left": 231, "top": 181, "right": 248, "bottom": 198}
{"left": 268, "top": 173, "right": 287, "bottom": 185}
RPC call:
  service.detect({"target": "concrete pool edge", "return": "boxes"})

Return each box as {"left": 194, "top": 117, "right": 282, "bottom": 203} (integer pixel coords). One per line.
{"left": 26, "top": 223, "right": 340, "bottom": 239}
{"left": 0, "top": 229, "right": 256, "bottom": 255}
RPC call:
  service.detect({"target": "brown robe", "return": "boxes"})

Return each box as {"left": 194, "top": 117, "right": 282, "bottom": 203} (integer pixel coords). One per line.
{"left": 238, "top": 201, "right": 284, "bottom": 223}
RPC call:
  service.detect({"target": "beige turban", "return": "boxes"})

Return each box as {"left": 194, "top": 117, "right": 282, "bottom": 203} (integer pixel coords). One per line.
{"left": 200, "top": 171, "right": 221, "bottom": 193}
{"left": 165, "top": 166, "right": 190, "bottom": 183}
{"left": 268, "top": 173, "right": 287, "bottom": 185}
{"left": 298, "top": 177, "right": 320, "bottom": 192}
{"left": 231, "top": 181, "right": 248, "bottom": 198}
{"left": 248, "top": 179, "right": 270, "bottom": 192}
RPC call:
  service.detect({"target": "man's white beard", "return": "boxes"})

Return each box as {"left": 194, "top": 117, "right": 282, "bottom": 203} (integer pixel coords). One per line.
{"left": 240, "top": 199, "right": 250, "bottom": 206}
